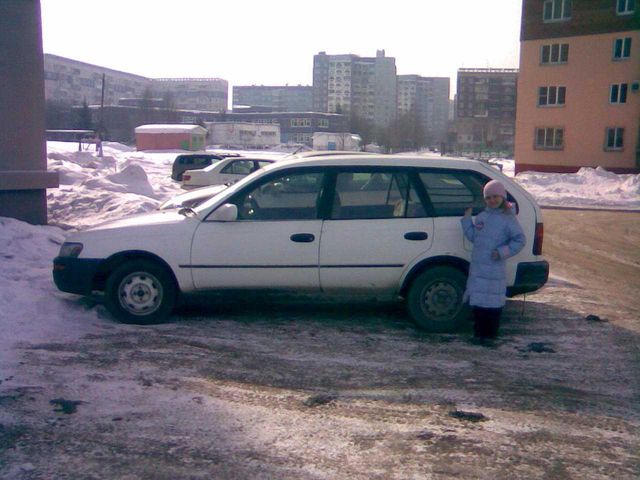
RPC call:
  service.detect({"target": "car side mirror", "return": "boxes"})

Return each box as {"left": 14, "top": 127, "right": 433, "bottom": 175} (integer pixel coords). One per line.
{"left": 209, "top": 203, "right": 238, "bottom": 222}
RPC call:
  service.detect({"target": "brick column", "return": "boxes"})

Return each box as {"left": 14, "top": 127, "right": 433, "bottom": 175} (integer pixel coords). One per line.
{"left": 0, "top": 0, "right": 59, "bottom": 224}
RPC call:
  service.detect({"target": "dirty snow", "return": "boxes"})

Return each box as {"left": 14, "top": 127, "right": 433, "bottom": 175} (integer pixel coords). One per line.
{"left": 0, "top": 142, "right": 636, "bottom": 363}
{"left": 0, "top": 142, "right": 638, "bottom": 478}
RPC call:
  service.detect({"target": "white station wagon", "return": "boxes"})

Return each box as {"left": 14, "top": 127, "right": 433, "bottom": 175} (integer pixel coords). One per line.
{"left": 53, "top": 155, "right": 549, "bottom": 331}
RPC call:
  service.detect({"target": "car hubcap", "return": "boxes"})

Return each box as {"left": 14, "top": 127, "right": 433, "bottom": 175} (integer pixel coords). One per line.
{"left": 118, "top": 272, "right": 162, "bottom": 316}
{"left": 421, "top": 281, "right": 460, "bottom": 321}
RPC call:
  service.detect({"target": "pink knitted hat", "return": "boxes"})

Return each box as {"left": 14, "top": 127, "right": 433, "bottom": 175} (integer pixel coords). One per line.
{"left": 483, "top": 180, "right": 507, "bottom": 198}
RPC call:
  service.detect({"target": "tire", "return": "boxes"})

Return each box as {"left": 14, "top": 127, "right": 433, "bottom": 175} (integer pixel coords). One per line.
{"left": 406, "top": 266, "right": 469, "bottom": 332}
{"left": 104, "top": 259, "right": 176, "bottom": 325}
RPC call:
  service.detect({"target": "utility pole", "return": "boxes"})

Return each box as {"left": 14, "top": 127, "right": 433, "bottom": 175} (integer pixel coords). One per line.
{"left": 98, "top": 73, "right": 105, "bottom": 156}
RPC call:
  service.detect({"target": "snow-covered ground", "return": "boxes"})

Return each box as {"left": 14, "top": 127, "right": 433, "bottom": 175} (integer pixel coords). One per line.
{"left": 1, "top": 142, "right": 639, "bottom": 478}
{"left": 0, "top": 141, "right": 635, "bottom": 367}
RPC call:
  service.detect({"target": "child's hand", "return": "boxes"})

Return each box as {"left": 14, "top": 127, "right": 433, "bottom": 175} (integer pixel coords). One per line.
{"left": 491, "top": 250, "right": 500, "bottom": 260}
{"left": 463, "top": 207, "right": 473, "bottom": 218}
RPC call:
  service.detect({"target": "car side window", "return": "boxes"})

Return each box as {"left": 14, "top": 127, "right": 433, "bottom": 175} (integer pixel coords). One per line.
{"left": 221, "top": 160, "right": 254, "bottom": 175}
{"left": 331, "top": 171, "right": 426, "bottom": 219}
{"left": 419, "top": 171, "right": 488, "bottom": 216}
{"left": 231, "top": 172, "right": 324, "bottom": 221}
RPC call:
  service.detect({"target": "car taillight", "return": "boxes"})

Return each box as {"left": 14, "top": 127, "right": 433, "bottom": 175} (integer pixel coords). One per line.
{"left": 533, "top": 222, "right": 543, "bottom": 255}
{"left": 183, "top": 175, "right": 191, "bottom": 181}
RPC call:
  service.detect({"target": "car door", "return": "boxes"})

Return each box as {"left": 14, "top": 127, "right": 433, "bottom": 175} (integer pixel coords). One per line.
{"left": 318, "top": 169, "right": 434, "bottom": 293}
{"left": 190, "top": 169, "right": 325, "bottom": 290}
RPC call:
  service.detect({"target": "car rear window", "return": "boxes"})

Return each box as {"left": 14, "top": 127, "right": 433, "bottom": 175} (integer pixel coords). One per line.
{"left": 419, "top": 171, "right": 486, "bottom": 217}
{"left": 419, "top": 171, "right": 518, "bottom": 216}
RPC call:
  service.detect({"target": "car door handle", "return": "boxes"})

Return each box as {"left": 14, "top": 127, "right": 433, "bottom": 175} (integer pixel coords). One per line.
{"left": 290, "top": 233, "right": 315, "bottom": 243}
{"left": 404, "top": 231, "right": 429, "bottom": 241}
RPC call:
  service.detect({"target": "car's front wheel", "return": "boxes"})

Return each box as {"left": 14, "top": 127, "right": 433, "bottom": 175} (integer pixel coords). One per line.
{"left": 104, "top": 259, "right": 176, "bottom": 324}
{"left": 406, "top": 266, "right": 469, "bottom": 332}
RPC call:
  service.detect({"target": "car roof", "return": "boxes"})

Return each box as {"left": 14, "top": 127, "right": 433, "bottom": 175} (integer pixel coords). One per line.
{"left": 176, "top": 152, "right": 245, "bottom": 159}
{"left": 259, "top": 153, "right": 492, "bottom": 172}
{"left": 289, "top": 150, "right": 376, "bottom": 158}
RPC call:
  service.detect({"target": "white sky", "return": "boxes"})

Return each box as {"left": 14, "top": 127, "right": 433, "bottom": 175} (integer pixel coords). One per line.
{"left": 40, "top": 0, "right": 522, "bottom": 97}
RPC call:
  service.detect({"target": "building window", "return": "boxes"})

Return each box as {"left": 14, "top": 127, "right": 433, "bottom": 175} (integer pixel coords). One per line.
{"left": 616, "top": 0, "right": 635, "bottom": 15}
{"left": 613, "top": 38, "right": 632, "bottom": 59}
{"left": 535, "top": 127, "right": 564, "bottom": 149}
{"left": 318, "top": 119, "right": 329, "bottom": 128}
{"left": 610, "top": 84, "right": 628, "bottom": 104}
{"left": 538, "top": 86, "right": 566, "bottom": 106}
{"left": 541, "top": 43, "right": 569, "bottom": 64}
{"left": 605, "top": 127, "right": 624, "bottom": 150}
{"left": 543, "top": 0, "right": 572, "bottom": 21}
{"left": 291, "top": 117, "right": 311, "bottom": 127}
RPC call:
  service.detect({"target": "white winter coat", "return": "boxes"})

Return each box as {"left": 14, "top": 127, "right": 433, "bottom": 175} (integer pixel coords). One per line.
{"left": 460, "top": 207, "right": 526, "bottom": 308}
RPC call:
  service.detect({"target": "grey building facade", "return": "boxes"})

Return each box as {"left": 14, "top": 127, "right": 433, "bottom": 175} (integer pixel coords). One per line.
{"left": 397, "top": 75, "right": 450, "bottom": 145}
{"left": 44, "top": 54, "right": 228, "bottom": 111}
{"left": 313, "top": 50, "right": 397, "bottom": 128}
{"left": 233, "top": 85, "right": 313, "bottom": 112}
{"left": 75, "top": 106, "right": 347, "bottom": 146}
{"left": 455, "top": 68, "right": 518, "bottom": 154}
{"left": 152, "top": 78, "right": 228, "bottom": 112}
{"left": 44, "top": 54, "right": 148, "bottom": 107}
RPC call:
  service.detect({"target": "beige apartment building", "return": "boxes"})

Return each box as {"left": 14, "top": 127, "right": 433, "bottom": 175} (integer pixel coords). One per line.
{"left": 515, "top": 0, "right": 639, "bottom": 173}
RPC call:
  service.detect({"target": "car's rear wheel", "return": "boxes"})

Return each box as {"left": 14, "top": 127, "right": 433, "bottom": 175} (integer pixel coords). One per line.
{"left": 406, "top": 266, "right": 469, "bottom": 332}
{"left": 104, "top": 259, "right": 176, "bottom": 325}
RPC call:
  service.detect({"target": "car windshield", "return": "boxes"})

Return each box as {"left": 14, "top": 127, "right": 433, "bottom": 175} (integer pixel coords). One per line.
{"left": 192, "top": 164, "right": 275, "bottom": 214}
{"left": 195, "top": 159, "right": 225, "bottom": 172}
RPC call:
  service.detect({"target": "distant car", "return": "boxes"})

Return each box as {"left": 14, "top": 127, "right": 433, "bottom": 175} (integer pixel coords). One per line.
{"left": 53, "top": 153, "right": 549, "bottom": 331}
{"left": 181, "top": 157, "right": 277, "bottom": 189}
{"left": 158, "top": 184, "right": 228, "bottom": 210}
{"left": 171, "top": 153, "right": 241, "bottom": 181}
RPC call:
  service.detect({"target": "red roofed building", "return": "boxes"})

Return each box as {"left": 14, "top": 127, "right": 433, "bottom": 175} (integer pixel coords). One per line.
{"left": 134, "top": 124, "right": 207, "bottom": 151}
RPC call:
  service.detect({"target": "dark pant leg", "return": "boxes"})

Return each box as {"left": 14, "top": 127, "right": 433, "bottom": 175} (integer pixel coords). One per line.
{"left": 473, "top": 307, "right": 489, "bottom": 338}
{"left": 485, "top": 308, "right": 503, "bottom": 339}
{"left": 473, "top": 307, "right": 502, "bottom": 339}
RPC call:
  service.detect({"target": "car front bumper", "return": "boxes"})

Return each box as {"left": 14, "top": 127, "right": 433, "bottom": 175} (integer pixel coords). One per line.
{"left": 53, "top": 257, "right": 103, "bottom": 295}
{"left": 506, "top": 260, "right": 550, "bottom": 297}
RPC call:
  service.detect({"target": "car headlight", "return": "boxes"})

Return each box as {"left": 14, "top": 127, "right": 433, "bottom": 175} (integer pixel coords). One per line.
{"left": 58, "top": 242, "right": 84, "bottom": 258}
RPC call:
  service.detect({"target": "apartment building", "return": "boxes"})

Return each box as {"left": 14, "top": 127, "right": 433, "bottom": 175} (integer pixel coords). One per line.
{"left": 44, "top": 54, "right": 148, "bottom": 106}
{"left": 313, "top": 50, "right": 397, "bottom": 128}
{"left": 232, "top": 85, "right": 313, "bottom": 112}
{"left": 152, "top": 78, "right": 228, "bottom": 111}
{"left": 455, "top": 68, "right": 518, "bottom": 154}
{"left": 398, "top": 75, "right": 450, "bottom": 144}
{"left": 43, "top": 54, "right": 228, "bottom": 111}
{"left": 515, "top": 0, "right": 639, "bottom": 173}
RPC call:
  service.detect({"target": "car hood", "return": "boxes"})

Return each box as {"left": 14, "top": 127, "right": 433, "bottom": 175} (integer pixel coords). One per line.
{"left": 82, "top": 210, "right": 191, "bottom": 233}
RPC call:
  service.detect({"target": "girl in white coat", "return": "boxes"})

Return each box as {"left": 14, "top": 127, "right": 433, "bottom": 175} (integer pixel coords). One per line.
{"left": 461, "top": 180, "right": 526, "bottom": 340}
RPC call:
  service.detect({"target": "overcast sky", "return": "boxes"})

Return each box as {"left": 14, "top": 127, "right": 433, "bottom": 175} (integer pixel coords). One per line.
{"left": 40, "top": 0, "right": 522, "bottom": 96}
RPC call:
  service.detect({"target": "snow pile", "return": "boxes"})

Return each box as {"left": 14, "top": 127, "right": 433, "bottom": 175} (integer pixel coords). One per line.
{"left": 46, "top": 142, "right": 182, "bottom": 229}
{"left": 516, "top": 167, "right": 640, "bottom": 210}
{"left": 0, "top": 217, "right": 98, "bottom": 365}
{"left": 488, "top": 158, "right": 515, "bottom": 177}
{"left": 44, "top": 143, "right": 640, "bottom": 231}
